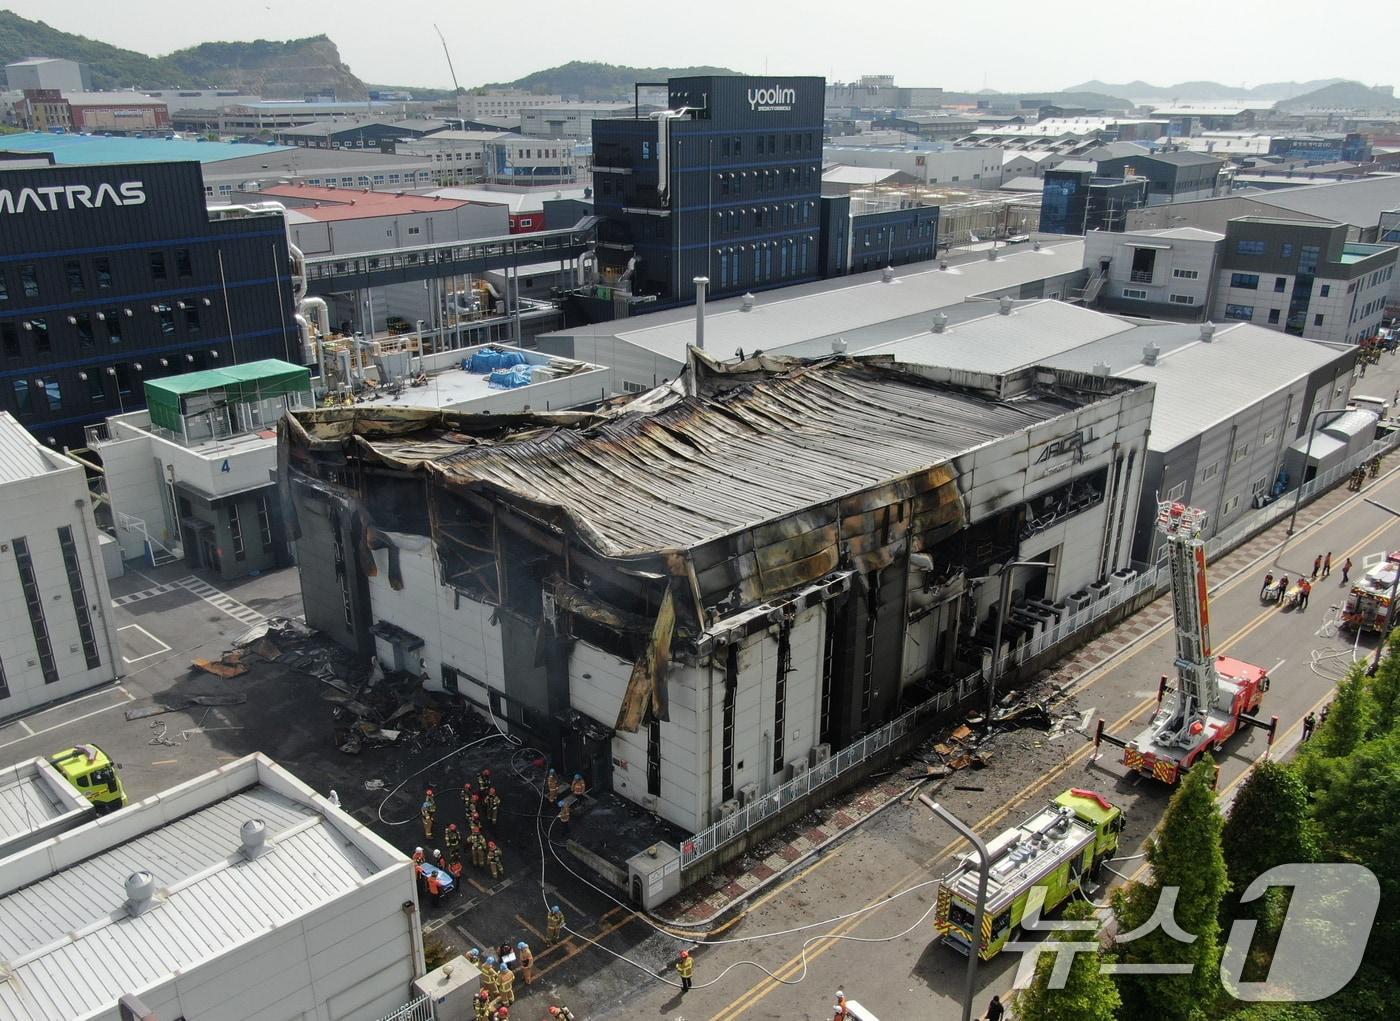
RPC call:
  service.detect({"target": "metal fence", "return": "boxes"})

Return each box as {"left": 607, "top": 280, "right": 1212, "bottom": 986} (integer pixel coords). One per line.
{"left": 676, "top": 432, "right": 1400, "bottom": 870}
{"left": 376, "top": 995, "right": 433, "bottom": 1021}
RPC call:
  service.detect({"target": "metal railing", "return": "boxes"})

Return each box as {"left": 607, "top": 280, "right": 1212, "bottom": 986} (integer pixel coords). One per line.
{"left": 115, "top": 510, "right": 181, "bottom": 567}
{"left": 376, "top": 994, "right": 433, "bottom": 1021}
{"left": 675, "top": 431, "right": 1400, "bottom": 871}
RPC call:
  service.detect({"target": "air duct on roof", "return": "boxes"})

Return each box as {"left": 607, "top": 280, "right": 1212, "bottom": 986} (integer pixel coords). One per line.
{"left": 740, "top": 292, "right": 756, "bottom": 312}
{"left": 882, "top": 266, "right": 895, "bottom": 283}
{"left": 125, "top": 870, "right": 156, "bottom": 916}
{"left": 1142, "top": 342, "right": 1160, "bottom": 366}
{"left": 932, "top": 312, "right": 949, "bottom": 333}
{"left": 241, "top": 819, "right": 270, "bottom": 860}
{"left": 1092, "top": 362, "right": 1111, "bottom": 376}
{"left": 999, "top": 296, "right": 1014, "bottom": 316}
{"left": 1200, "top": 321, "right": 1216, "bottom": 342}
{"left": 832, "top": 337, "right": 847, "bottom": 354}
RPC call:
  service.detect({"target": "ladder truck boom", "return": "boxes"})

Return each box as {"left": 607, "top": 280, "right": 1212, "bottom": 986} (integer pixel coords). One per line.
{"left": 1096, "top": 500, "right": 1276, "bottom": 784}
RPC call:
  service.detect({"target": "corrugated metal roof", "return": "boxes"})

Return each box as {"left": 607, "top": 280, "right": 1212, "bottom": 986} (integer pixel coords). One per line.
{"left": 0, "top": 787, "right": 312, "bottom": 960}
{"left": 318, "top": 359, "right": 1101, "bottom": 557}
{"left": 0, "top": 769, "right": 65, "bottom": 842}
{"left": 587, "top": 242, "right": 1087, "bottom": 363}
{"left": 866, "top": 299, "right": 1134, "bottom": 373}
{"left": 0, "top": 817, "right": 375, "bottom": 1021}
{"left": 0, "top": 413, "right": 60, "bottom": 484}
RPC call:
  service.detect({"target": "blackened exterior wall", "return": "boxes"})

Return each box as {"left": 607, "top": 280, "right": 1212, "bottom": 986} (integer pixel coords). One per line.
{"left": 0, "top": 161, "right": 297, "bottom": 446}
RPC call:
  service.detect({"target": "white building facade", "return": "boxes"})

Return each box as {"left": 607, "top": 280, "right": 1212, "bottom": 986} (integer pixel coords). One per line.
{"left": 1083, "top": 226, "right": 1225, "bottom": 319}
{"left": 0, "top": 412, "right": 120, "bottom": 717}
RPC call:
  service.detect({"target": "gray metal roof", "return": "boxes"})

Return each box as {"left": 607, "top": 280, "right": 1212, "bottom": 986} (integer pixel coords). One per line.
{"left": 0, "top": 760, "right": 87, "bottom": 856}
{"left": 0, "top": 761, "right": 397, "bottom": 1021}
{"left": 1249, "top": 175, "right": 1400, "bottom": 228}
{"left": 0, "top": 413, "right": 60, "bottom": 484}
{"left": 559, "top": 241, "right": 1087, "bottom": 365}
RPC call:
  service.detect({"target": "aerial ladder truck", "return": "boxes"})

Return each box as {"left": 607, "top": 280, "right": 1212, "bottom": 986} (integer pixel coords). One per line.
{"left": 1095, "top": 501, "right": 1278, "bottom": 784}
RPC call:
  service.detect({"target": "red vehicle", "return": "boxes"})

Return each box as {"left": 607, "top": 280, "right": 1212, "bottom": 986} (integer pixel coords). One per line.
{"left": 1097, "top": 501, "right": 1277, "bottom": 783}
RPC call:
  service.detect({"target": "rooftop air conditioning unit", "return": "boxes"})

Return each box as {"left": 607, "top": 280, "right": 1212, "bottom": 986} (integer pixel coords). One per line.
{"left": 809, "top": 743, "right": 832, "bottom": 766}
{"left": 718, "top": 799, "right": 740, "bottom": 820}
{"left": 786, "top": 757, "right": 810, "bottom": 782}
{"left": 1065, "top": 590, "right": 1094, "bottom": 614}
{"left": 737, "top": 782, "right": 759, "bottom": 807}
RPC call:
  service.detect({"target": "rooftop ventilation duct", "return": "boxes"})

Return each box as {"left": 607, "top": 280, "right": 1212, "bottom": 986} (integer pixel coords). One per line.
{"left": 125, "top": 870, "right": 156, "bottom": 917}
{"left": 1142, "top": 341, "right": 1160, "bottom": 366}
{"left": 882, "top": 266, "right": 895, "bottom": 283}
{"left": 1200, "top": 321, "right": 1216, "bottom": 342}
{"left": 241, "top": 819, "right": 270, "bottom": 861}
{"left": 1092, "top": 361, "right": 1111, "bottom": 376}
{"left": 832, "top": 336, "right": 848, "bottom": 354}
{"left": 932, "top": 312, "right": 949, "bottom": 334}
{"left": 999, "top": 296, "right": 1014, "bottom": 316}
{"left": 740, "top": 292, "right": 756, "bottom": 312}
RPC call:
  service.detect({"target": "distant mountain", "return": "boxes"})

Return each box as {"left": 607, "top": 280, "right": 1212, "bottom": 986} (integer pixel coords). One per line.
{"left": 1274, "top": 80, "right": 1399, "bottom": 112}
{"left": 0, "top": 12, "right": 369, "bottom": 97}
{"left": 482, "top": 61, "right": 743, "bottom": 101}
{"left": 1064, "top": 78, "right": 1348, "bottom": 102}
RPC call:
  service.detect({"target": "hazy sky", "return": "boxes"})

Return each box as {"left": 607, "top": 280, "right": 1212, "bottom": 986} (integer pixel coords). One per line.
{"left": 7, "top": 0, "right": 1397, "bottom": 94}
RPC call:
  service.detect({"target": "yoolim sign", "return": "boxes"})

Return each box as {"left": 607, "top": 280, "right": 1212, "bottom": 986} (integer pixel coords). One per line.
{"left": 0, "top": 181, "right": 146, "bottom": 214}
{"left": 748, "top": 85, "right": 797, "bottom": 112}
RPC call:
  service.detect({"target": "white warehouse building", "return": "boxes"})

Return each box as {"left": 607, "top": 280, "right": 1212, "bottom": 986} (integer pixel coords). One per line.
{"left": 0, "top": 412, "right": 121, "bottom": 717}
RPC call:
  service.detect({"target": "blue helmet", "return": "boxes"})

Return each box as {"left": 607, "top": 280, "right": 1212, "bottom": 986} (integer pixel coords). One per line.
{"left": 574, "top": 773, "right": 583, "bottom": 780}
{"left": 470, "top": 947, "right": 481, "bottom": 957}
{"left": 486, "top": 955, "right": 497, "bottom": 966}
{"left": 552, "top": 905, "right": 561, "bottom": 913}
{"left": 499, "top": 963, "right": 510, "bottom": 973}
{"left": 517, "top": 941, "right": 527, "bottom": 949}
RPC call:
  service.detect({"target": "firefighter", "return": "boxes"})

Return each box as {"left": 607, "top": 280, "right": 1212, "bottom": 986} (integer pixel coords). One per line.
{"left": 473, "top": 990, "right": 491, "bottom": 1021}
{"left": 557, "top": 799, "right": 571, "bottom": 838}
{"left": 496, "top": 963, "right": 515, "bottom": 1006}
{"left": 546, "top": 905, "right": 565, "bottom": 944}
{"left": 449, "top": 858, "right": 463, "bottom": 884}
{"left": 445, "top": 823, "right": 461, "bottom": 864}
{"left": 571, "top": 773, "right": 587, "bottom": 798}
{"left": 1323, "top": 552, "right": 1333, "bottom": 578}
{"left": 466, "top": 947, "right": 482, "bottom": 968}
{"left": 833, "top": 989, "right": 849, "bottom": 1020}
{"left": 546, "top": 768, "right": 562, "bottom": 804}
{"left": 487, "top": 840, "right": 504, "bottom": 879}
{"left": 470, "top": 793, "right": 484, "bottom": 829}
{"left": 495, "top": 1008, "right": 509, "bottom": 1020}
{"left": 484, "top": 786, "right": 501, "bottom": 826}
{"left": 477, "top": 767, "right": 492, "bottom": 793}
{"left": 421, "top": 789, "right": 437, "bottom": 839}
{"left": 1303, "top": 711, "right": 1317, "bottom": 741}
{"left": 481, "top": 957, "right": 499, "bottom": 998}
{"left": 411, "top": 846, "right": 425, "bottom": 865}
{"left": 470, "top": 827, "right": 488, "bottom": 868}
{"left": 461, "top": 780, "right": 474, "bottom": 811}
{"left": 675, "top": 949, "right": 694, "bottom": 992}
{"left": 1343, "top": 557, "right": 1353, "bottom": 583}
{"left": 425, "top": 869, "right": 442, "bottom": 908}
{"left": 515, "top": 941, "right": 534, "bottom": 985}
{"left": 548, "top": 1007, "right": 576, "bottom": 1021}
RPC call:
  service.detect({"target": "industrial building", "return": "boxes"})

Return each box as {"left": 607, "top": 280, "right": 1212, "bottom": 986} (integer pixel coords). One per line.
{"left": 394, "top": 131, "right": 578, "bottom": 187}
{"left": 457, "top": 90, "right": 563, "bottom": 122}
{"left": 0, "top": 160, "right": 299, "bottom": 447}
{"left": 0, "top": 753, "right": 423, "bottom": 1021}
{"left": 1082, "top": 226, "right": 1226, "bottom": 319}
{"left": 86, "top": 360, "right": 311, "bottom": 578}
{"left": 1094, "top": 150, "right": 1225, "bottom": 206}
{"left": 1039, "top": 162, "right": 1149, "bottom": 234}
{"left": 535, "top": 239, "right": 1089, "bottom": 395}
{"left": 858, "top": 299, "right": 1359, "bottom": 561}
{"left": 283, "top": 355, "right": 1152, "bottom": 831}
{"left": 0, "top": 411, "right": 121, "bottom": 717}
{"left": 593, "top": 75, "right": 826, "bottom": 305}
{"left": 1213, "top": 217, "right": 1397, "bottom": 343}
{"left": 217, "top": 98, "right": 424, "bottom": 134}
{"left": 4, "top": 57, "right": 87, "bottom": 93}
{"left": 821, "top": 141, "right": 1005, "bottom": 188}
{"left": 273, "top": 118, "right": 449, "bottom": 149}
{"left": 521, "top": 102, "right": 637, "bottom": 140}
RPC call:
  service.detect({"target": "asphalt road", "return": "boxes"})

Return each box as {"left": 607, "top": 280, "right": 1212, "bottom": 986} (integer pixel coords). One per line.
{"left": 602, "top": 461, "right": 1400, "bottom": 1021}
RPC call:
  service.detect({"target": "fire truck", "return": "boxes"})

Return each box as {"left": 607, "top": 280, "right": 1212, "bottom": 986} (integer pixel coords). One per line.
{"left": 935, "top": 788, "right": 1124, "bottom": 959}
{"left": 1342, "top": 551, "right": 1400, "bottom": 632}
{"left": 1096, "top": 501, "right": 1277, "bottom": 784}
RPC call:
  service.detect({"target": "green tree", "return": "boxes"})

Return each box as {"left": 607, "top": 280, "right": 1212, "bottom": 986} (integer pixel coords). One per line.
{"left": 1297, "top": 666, "right": 1376, "bottom": 793}
{"left": 1112, "top": 755, "right": 1228, "bottom": 1020}
{"left": 1222, "top": 761, "right": 1317, "bottom": 904}
{"left": 1366, "top": 632, "right": 1400, "bottom": 736}
{"left": 1011, "top": 900, "right": 1121, "bottom": 1021}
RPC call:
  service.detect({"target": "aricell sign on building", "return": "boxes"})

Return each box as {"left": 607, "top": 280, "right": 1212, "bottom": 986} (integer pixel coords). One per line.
{"left": 749, "top": 85, "right": 797, "bottom": 112}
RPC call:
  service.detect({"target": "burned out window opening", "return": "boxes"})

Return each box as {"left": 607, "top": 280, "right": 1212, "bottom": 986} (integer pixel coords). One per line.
{"left": 820, "top": 601, "right": 837, "bottom": 745}
{"left": 330, "top": 509, "right": 353, "bottom": 630}
{"left": 722, "top": 643, "right": 737, "bottom": 803}
{"left": 1018, "top": 468, "right": 1107, "bottom": 543}
{"left": 647, "top": 719, "right": 662, "bottom": 797}
{"left": 861, "top": 568, "right": 880, "bottom": 731}
{"left": 772, "top": 610, "right": 794, "bottom": 773}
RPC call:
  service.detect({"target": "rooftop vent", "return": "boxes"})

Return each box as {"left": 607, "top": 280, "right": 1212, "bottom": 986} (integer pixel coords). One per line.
{"left": 999, "top": 296, "right": 1014, "bottom": 316}
{"left": 1092, "top": 361, "right": 1111, "bottom": 376}
{"left": 241, "top": 819, "right": 270, "bottom": 861}
{"left": 1142, "top": 341, "right": 1160, "bottom": 366}
{"left": 832, "top": 336, "right": 848, "bottom": 354}
{"left": 125, "top": 870, "right": 156, "bottom": 916}
{"left": 740, "top": 292, "right": 756, "bottom": 312}
{"left": 881, "top": 266, "right": 895, "bottom": 283}
{"left": 932, "top": 312, "right": 949, "bottom": 334}
{"left": 1200, "top": 321, "right": 1216, "bottom": 342}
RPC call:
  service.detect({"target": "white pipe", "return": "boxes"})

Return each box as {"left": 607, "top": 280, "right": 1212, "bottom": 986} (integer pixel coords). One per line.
{"left": 289, "top": 242, "right": 307, "bottom": 302}
{"left": 300, "top": 295, "right": 330, "bottom": 336}
{"left": 294, "top": 313, "right": 315, "bottom": 366}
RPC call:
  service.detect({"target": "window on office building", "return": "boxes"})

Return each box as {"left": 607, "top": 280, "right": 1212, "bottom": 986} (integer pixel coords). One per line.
{"left": 156, "top": 303, "right": 175, "bottom": 336}
{"left": 149, "top": 252, "right": 167, "bottom": 280}
{"left": 11, "top": 379, "right": 32, "bottom": 414}
{"left": 184, "top": 308, "right": 201, "bottom": 335}
{"left": 1268, "top": 309, "right": 1281, "bottom": 324}
{"left": 1236, "top": 239, "right": 1266, "bottom": 256}
{"left": 1230, "top": 273, "right": 1259, "bottom": 289}
{"left": 1314, "top": 314, "right": 1325, "bottom": 327}
{"left": 29, "top": 317, "right": 48, "bottom": 353}
{"left": 1170, "top": 294, "right": 1195, "bottom": 305}
{"left": 1172, "top": 268, "right": 1199, "bottom": 279}
{"left": 85, "top": 369, "right": 105, "bottom": 401}
{"left": 1319, "top": 284, "right": 1330, "bottom": 297}
{"left": 95, "top": 257, "right": 112, "bottom": 289}
{"left": 20, "top": 264, "right": 39, "bottom": 297}
{"left": 57, "top": 526, "right": 100, "bottom": 669}
{"left": 2, "top": 323, "right": 18, "bottom": 359}
{"left": 229, "top": 502, "right": 246, "bottom": 561}
{"left": 176, "top": 249, "right": 193, "bottom": 278}
{"left": 1224, "top": 304, "right": 1255, "bottom": 321}
{"left": 64, "top": 259, "right": 84, "bottom": 293}
{"left": 0, "top": 270, "right": 8, "bottom": 302}
{"left": 105, "top": 312, "right": 123, "bottom": 345}
{"left": 12, "top": 537, "right": 57, "bottom": 684}
{"left": 1122, "top": 288, "right": 1147, "bottom": 299}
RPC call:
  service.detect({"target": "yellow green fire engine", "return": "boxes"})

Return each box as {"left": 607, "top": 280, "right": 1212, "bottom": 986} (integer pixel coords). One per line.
{"left": 49, "top": 744, "right": 127, "bottom": 814}
{"left": 935, "top": 788, "right": 1123, "bottom": 959}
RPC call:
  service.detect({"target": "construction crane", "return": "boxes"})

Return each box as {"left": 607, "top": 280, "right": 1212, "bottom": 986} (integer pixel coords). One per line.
{"left": 434, "top": 25, "right": 460, "bottom": 94}
{"left": 1095, "top": 500, "right": 1277, "bottom": 784}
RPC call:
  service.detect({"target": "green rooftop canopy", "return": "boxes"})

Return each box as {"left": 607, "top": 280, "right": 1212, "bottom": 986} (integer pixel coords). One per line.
{"left": 145, "top": 359, "right": 311, "bottom": 433}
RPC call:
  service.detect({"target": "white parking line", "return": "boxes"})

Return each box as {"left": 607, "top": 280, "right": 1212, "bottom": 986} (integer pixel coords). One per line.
{"left": 0, "top": 689, "right": 136, "bottom": 753}
{"left": 117, "top": 623, "right": 172, "bottom": 663}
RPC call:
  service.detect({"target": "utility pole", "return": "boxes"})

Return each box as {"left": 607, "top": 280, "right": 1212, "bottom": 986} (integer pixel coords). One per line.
{"left": 918, "top": 796, "right": 989, "bottom": 1021}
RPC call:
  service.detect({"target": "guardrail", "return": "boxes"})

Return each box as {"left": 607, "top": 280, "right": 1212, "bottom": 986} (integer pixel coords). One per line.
{"left": 376, "top": 994, "right": 432, "bottom": 1021}
{"left": 676, "top": 431, "right": 1399, "bottom": 870}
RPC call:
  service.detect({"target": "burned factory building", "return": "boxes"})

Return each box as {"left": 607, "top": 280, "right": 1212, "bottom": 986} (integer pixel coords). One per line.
{"left": 280, "top": 353, "right": 1153, "bottom": 832}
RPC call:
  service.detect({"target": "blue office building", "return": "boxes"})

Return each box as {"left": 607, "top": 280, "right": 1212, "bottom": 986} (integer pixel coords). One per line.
{"left": 592, "top": 76, "right": 825, "bottom": 305}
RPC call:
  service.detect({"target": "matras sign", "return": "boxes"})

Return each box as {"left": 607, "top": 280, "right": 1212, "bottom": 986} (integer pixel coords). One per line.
{"left": 0, "top": 181, "right": 147, "bottom": 214}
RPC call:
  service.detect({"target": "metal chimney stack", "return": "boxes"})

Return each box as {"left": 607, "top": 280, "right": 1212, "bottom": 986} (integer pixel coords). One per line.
{"left": 932, "top": 312, "right": 949, "bottom": 333}
{"left": 1142, "top": 341, "right": 1160, "bottom": 365}
{"left": 999, "top": 296, "right": 1014, "bottom": 315}
{"left": 693, "top": 277, "right": 709, "bottom": 350}
{"left": 1200, "top": 321, "right": 1216, "bottom": 342}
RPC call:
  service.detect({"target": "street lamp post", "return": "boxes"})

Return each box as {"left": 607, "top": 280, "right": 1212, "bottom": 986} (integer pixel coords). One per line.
{"left": 919, "top": 794, "right": 991, "bottom": 1021}
{"left": 988, "top": 560, "right": 1054, "bottom": 719}
{"left": 1363, "top": 497, "right": 1400, "bottom": 674}
{"left": 1287, "top": 407, "right": 1352, "bottom": 536}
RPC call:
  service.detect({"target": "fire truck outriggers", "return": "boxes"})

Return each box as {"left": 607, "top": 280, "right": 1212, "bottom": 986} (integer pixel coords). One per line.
{"left": 1096, "top": 500, "right": 1277, "bottom": 784}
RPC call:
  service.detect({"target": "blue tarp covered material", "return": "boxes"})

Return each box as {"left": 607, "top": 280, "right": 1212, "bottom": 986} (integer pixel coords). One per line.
{"left": 464, "top": 349, "right": 527, "bottom": 374}
{"left": 488, "top": 365, "right": 535, "bottom": 389}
